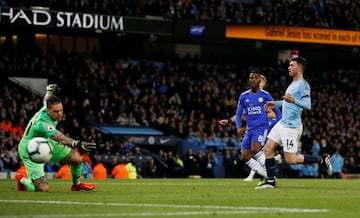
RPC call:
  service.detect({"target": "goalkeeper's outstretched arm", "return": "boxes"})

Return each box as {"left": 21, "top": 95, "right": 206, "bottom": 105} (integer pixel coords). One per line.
{"left": 51, "top": 131, "right": 78, "bottom": 148}
{"left": 50, "top": 131, "right": 97, "bottom": 152}
{"left": 44, "top": 84, "right": 96, "bottom": 152}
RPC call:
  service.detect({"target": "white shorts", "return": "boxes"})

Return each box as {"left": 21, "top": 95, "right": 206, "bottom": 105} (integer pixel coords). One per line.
{"left": 267, "top": 122, "right": 303, "bottom": 153}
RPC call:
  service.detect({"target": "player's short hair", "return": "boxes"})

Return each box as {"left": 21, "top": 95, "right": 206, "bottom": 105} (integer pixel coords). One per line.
{"left": 250, "top": 69, "right": 262, "bottom": 76}
{"left": 260, "top": 75, "right": 267, "bottom": 84}
{"left": 290, "top": 56, "right": 307, "bottom": 71}
{"left": 46, "top": 95, "right": 62, "bottom": 108}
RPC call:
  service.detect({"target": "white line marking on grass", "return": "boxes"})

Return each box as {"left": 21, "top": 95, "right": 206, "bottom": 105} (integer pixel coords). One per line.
{"left": 0, "top": 199, "right": 329, "bottom": 216}
{"left": 0, "top": 209, "right": 329, "bottom": 218}
{"left": 0, "top": 211, "right": 266, "bottom": 218}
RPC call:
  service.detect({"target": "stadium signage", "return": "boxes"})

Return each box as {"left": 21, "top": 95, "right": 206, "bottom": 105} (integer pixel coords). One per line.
{"left": 131, "top": 136, "right": 178, "bottom": 146}
{"left": 0, "top": 7, "right": 123, "bottom": 31}
{"left": 174, "top": 20, "right": 225, "bottom": 39}
{"left": 189, "top": 25, "right": 206, "bottom": 35}
{"left": 226, "top": 25, "right": 360, "bottom": 46}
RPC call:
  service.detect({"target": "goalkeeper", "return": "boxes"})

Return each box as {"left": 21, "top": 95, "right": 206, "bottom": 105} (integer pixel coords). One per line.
{"left": 16, "top": 84, "right": 97, "bottom": 192}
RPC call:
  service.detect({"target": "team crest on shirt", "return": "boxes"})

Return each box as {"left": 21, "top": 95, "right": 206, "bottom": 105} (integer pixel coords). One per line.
{"left": 47, "top": 124, "right": 56, "bottom": 131}
{"left": 33, "top": 169, "right": 40, "bottom": 177}
{"left": 258, "top": 97, "right": 264, "bottom": 102}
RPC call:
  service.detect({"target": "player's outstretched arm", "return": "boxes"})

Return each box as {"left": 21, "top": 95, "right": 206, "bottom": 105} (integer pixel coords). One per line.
{"left": 219, "top": 115, "right": 236, "bottom": 126}
{"left": 283, "top": 93, "right": 311, "bottom": 110}
{"left": 264, "top": 101, "right": 276, "bottom": 111}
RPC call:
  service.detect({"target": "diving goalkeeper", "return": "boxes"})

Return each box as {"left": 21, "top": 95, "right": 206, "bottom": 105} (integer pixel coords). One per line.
{"left": 16, "top": 84, "right": 97, "bottom": 192}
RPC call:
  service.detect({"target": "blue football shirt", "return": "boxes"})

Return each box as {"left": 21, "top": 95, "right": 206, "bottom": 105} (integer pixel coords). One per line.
{"left": 235, "top": 89, "right": 274, "bottom": 130}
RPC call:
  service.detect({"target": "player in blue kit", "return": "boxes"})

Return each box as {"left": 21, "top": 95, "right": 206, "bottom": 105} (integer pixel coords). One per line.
{"left": 220, "top": 75, "right": 282, "bottom": 182}
{"left": 234, "top": 70, "right": 275, "bottom": 180}
{"left": 256, "top": 56, "right": 332, "bottom": 189}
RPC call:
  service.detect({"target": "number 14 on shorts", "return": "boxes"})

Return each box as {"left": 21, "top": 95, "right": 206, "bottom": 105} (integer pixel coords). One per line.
{"left": 286, "top": 139, "right": 294, "bottom": 149}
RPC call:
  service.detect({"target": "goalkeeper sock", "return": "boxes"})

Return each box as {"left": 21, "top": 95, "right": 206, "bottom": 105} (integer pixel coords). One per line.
{"left": 21, "top": 178, "right": 35, "bottom": 192}
{"left": 71, "top": 163, "right": 82, "bottom": 185}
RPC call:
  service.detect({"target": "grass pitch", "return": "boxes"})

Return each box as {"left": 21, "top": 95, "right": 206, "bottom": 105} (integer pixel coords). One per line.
{"left": 0, "top": 178, "right": 359, "bottom": 218}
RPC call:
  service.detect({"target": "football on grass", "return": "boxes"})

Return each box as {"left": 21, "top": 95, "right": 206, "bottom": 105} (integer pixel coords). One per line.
{"left": 27, "top": 137, "right": 53, "bottom": 163}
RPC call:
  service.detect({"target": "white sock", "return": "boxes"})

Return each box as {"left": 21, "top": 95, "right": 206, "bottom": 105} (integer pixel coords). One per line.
{"left": 246, "top": 158, "right": 267, "bottom": 178}
{"left": 246, "top": 170, "right": 256, "bottom": 179}
{"left": 254, "top": 151, "right": 265, "bottom": 167}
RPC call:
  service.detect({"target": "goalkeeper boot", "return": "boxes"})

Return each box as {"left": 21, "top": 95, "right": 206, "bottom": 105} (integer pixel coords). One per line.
{"left": 71, "top": 182, "right": 96, "bottom": 191}
{"left": 15, "top": 172, "right": 27, "bottom": 191}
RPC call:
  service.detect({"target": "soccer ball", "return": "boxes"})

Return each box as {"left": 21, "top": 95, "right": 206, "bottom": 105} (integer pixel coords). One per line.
{"left": 27, "top": 137, "right": 53, "bottom": 163}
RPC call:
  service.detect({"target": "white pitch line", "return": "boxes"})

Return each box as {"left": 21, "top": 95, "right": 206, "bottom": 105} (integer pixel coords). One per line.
{"left": 0, "top": 211, "right": 263, "bottom": 218}
{"left": 0, "top": 199, "right": 329, "bottom": 214}
{"left": 0, "top": 181, "right": 256, "bottom": 186}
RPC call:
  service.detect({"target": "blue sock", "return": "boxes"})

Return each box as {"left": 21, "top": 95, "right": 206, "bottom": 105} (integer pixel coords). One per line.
{"left": 303, "top": 155, "right": 321, "bottom": 164}
{"left": 265, "top": 158, "right": 276, "bottom": 181}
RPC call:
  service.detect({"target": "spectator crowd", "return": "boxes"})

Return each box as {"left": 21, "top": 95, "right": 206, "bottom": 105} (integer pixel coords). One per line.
{"left": 1, "top": 44, "right": 359, "bottom": 178}
{"left": 3, "top": 0, "right": 360, "bottom": 30}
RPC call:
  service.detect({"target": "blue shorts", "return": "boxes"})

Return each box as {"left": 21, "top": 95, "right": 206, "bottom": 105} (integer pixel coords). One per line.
{"left": 241, "top": 126, "right": 269, "bottom": 150}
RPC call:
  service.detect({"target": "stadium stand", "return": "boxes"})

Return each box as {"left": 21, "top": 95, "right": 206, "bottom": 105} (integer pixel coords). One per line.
{"left": 4, "top": 0, "right": 360, "bottom": 30}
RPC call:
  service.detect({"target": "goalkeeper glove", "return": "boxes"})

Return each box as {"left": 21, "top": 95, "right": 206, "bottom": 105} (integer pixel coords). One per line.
{"left": 46, "top": 84, "right": 61, "bottom": 94}
{"left": 72, "top": 140, "right": 97, "bottom": 152}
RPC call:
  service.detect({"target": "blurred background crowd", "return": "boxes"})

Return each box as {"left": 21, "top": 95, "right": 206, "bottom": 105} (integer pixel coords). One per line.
{"left": 4, "top": 0, "right": 360, "bottom": 30}
{"left": 0, "top": 0, "right": 359, "bottom": 179}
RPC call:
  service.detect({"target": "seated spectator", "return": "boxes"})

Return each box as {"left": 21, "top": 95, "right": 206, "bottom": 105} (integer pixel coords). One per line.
{"left": 144, "top": 157, "right": 163, "bottom": 178}
{"left": 204, "top": 151, "right": 219, "bottom": 178}
{"left": 126, "top": 158, "right": 137, "bottom": 179}
{"left": 300, "top": 163, "right": 319, "bottom": 178}
{"left": 81, "top": 152, "right": 93, "bottom": 168}
{"left": 55, "top": 164, "right": 72, "bottom": 179}
{"left": 111, "top": 161, "right": 129, "bottom": 179}
{"left": 92, "top": 155, "right": 108, "bottom": 179}
{"left": 124, "top": 137, "right": 135, "bottom": 155}
{"left": 82, "top": 159, "right": 93, "bottom": 179}
{"left": 1, "top": 148, "right": 16, "bottom": 172}
{"left": 165, "top": 151, "right": 184, "bottom": 178}
{"left": 343, "top": 156, "right": 360, "bottom": 174}
{"left": 175, "top": 153, "right": 184, "bottom": 169}
{"left": 1, "top": 119, "right": 12, "bottom": 135}
{"left": 331, "top": 149, "right": 344, "bottom": 178}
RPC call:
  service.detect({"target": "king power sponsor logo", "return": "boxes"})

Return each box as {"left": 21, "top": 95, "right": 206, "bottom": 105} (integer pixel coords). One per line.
{"left": 0, "top": 7, "right": 124, "bottom": 31}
